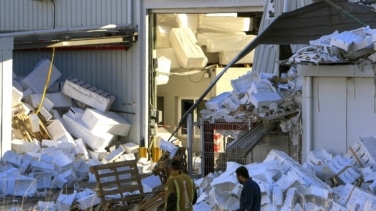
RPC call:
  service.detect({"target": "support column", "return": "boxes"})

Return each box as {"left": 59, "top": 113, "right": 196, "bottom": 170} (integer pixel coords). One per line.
{"left": 0, "top": 37, "right": 13, "bottom": 157}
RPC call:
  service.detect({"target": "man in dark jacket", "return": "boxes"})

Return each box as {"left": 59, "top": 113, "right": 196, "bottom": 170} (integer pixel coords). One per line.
{"left": 164, "top": 159, "right": 197, "bottom": 211}
{"left": 235, "top": 166, "right": 261, "bottom": 211}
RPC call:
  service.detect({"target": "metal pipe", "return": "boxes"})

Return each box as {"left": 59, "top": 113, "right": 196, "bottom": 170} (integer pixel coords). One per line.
{"left": 127, "top": 0, "right": 133, "bottom": 26}
{"left": 305, "top": 76, "right": 313, "bottom": 162}
{"left": 187, "top": 113, "right": 193, "bottom": 176}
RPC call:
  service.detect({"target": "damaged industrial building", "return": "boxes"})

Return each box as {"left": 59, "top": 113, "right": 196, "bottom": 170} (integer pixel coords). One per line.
{"left": 2, "top": 0, "right": 376, "bottom": 210}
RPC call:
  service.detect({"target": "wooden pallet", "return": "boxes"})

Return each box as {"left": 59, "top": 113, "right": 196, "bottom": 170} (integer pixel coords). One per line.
{"left": 89, "top": 160, "right": 145, "bottom": 211}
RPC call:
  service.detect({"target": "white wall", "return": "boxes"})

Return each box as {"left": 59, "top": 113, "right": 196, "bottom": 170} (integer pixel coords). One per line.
{"left": 0, "top": 37, "right": 13, "bottom": 156}
{"left": 300, "top": 64, "right": 376, "bottom": 161}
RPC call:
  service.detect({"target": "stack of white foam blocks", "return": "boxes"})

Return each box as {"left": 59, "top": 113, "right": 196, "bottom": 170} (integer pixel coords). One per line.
{"left": 6, "top": 58, "right": 162, "bottom": 210}
{"left": 193, "top": 137, "right": 376, "bottom": 211}
{"left": 154, "top": 13, "right": 255, "bottom": 85}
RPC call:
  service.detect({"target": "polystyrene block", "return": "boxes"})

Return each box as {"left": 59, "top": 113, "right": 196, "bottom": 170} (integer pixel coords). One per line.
{"left": 45, "top": 92, "right": 72, "bottom": 108}
{"left": 25, "top": 94, "right": 54, "bottom": 111}
{"left": 29, "top": 113, "right": 40, "bottom": 133}
{"left": 76, "top": 194, "right": 101, "bottom": 210}
{"left": 21, "top": 59, "right": 62, "bottom": 94}
{"left": 205, "top": 92, "right": 231, "bottom": 110}
{"left": 81, "top": 108, "right": 132, "bottom": 136}
{"left": 62, "top": 112, "right": 114, "bottom": 151}
{"left": 62, "top": 77, "right": 115, "bottom": 112}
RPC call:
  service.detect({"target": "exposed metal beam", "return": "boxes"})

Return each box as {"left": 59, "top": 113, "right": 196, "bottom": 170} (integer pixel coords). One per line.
{"left": 14, "top": 37, "right": 126, "bottom": 50}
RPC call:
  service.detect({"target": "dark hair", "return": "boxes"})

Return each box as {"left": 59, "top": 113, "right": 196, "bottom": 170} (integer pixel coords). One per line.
{"left": 170, "top": 159, "right": 181, "bottom": 170}
{"left": 235, "top": 166, "right": 249, "bottom": 179}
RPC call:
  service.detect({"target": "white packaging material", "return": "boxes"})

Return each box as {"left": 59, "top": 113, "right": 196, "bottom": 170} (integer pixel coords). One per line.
{"left": 159, "top": 139, "right": 179, "bottom": 159}
{"left": 198, "top": 16, "right": 251, "bottom": 32}
{"left": 176, "top": 14, "right": 198, "bottom": 33}
{"left": 122, "top": 142, "right": 140, "bottom": 154}
{"left": 37, "top": 201, "right": 56, "bottom": 211}
{"left": 56, "top": 190, "right": 76, "bottom": 211}
{"left": 197, "top": 32, "right": 246, "bottom": 46}
{"left": 47, "top": 119, "right": 74, "bottom": 142}
{"left": 248, "top": 92, "right": 282, "bottom": 108}
{"left": 206, "top": 35, "right": 255, "bottom": 52}
{"left": 81, "top": 108, "right": 132, "bottom": 136}
{"left": 169, "top": 28, "right": 208, "bottom": 68}
{"left": 218, "top": 50, "right": 255, "bottom": 65}
{"left": 21, "top": 59, "right": 62, "bottom": 94}
{"left": 62, "top": 111, "right": 114, "bottom": 151}
{"left": 29, "top": 113, "right": 40, "bottom": 133}
{"left": 156, "top": 48, "right": 181, "bottom": 69}
{"left": 62, "top": 77, "right": 115, "bottom": 112}
{"left": 105, "top": 145, "right": 125, "bottom": 163}
{"left": 247, "top": 81, "right": 275, "bottom": 95}
{"left": 3, "top": 150, "right": 22, "bottom": 167}
{"left": 76, "top": 194, "right": 101, "bottom": 210}
{"left": 25, "top": 94, "right": 54, "bottom": 111}
{"left": 116, "top": 153, "right": 136, "bottom": 162}
{"left": 12, "top": 86, "right": 23, "bottom": 106}
{"left": 11, "top": 139, "right": 40, "bottom": 154}
{"left": 45, "top": 92, "right": 72, "bottom": 108}
{"left": 205, "top": 92, "right": 231, "bottom": 111}
{"left": 39, "top": 106, "right": 53, "bottom": 121}
{"left": 13, "top": 176, "right": 37, "bottom": 197}
{"left": 142, "top": 175, "right": 162, "bottom": 193}
{"left": 156, "top": 56, "right": 171, "bottom": 85}
{"left": 74, "top": 138, "right": 90, "bottom": 160}
{"left": 30, "top": 171, "right": 52, "bottom": 189}
{"left": 307, "top": 148, "right": 333, "bottom": 166}
{"left": 231, "top": 72, "right": 256, "bottom": 95}
{"left": 330, "top": 30, "right": 364, "bottom": 51}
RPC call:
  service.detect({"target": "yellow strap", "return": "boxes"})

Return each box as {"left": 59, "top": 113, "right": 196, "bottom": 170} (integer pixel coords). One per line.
{"left": 36, "top": 47, "right": 56, "bottom": 114}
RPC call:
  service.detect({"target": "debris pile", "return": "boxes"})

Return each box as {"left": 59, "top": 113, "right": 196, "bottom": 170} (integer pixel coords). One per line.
{"left": 287, "top": 26, "right": 376, "bottom": 65}
{"left": 194, "top": 137, "right": 376, "bottom": 210}
{"left": 200, "top": 68, "right": 302, "bottom": 140}
{"left": 3, "top": 58, "right": 159, "bottom": 209}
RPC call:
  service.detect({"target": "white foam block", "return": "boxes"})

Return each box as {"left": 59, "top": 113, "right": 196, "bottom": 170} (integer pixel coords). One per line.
{"left": 248, "top": 92, "right": 282, "bottom": 108}
{"left": 218, "top": 50, "right": 255, "bottom": 65}
{"left": 122, "top": 142, "right": 139, "bottom": 154}
{"left": 156, "top": 48, "right": 181, "bottom": 69}
{"left": 45, "top": 92, "right": 72, "bottom": 108}
{"left": 56, "top": 190, "right": 76, "bottom": 211}
{"left": 62, "top": 78, "right": 115, "bottom": 112}
{"left": 81, "top": 108, "right": 132, "bottom": 136}
{"left": 25, "top": 94, "right": 54, "bottom": 111}
{"left": 169, "top": 28, "right": 208, "bottom": 68}
{"left": 47, "top": 119, "right": 74, "bottom": 142}
{"left": 76, "top": 194, "right": 101, "bottom": 210}
{"left": 205, "top": 92, "right": 231, "bottom": 111}
{"left": 62, "top": 111, "right": 114, "bottom": 151}
{"left": 12, "top": 176, "right": 37, "bottom": 197}
{"left": 21, "top": 58, "right": 62, "bottom": 94}
{"left": 12, "top": 86, "right": 23, "bottom": 106}
{"left": 142, "top": 175, "right": 162, "bottom": 193}
{"left": 198, "top": 16, "right": 251, "bottom": 32}
{"left": 105, "top": 145, "right": 125, "bottom": 163}
{"left": 29, "top": 113, "right": 40, "bottom": 133}
{"left": 206, "top": 35, "right": 256, "bottom": 52}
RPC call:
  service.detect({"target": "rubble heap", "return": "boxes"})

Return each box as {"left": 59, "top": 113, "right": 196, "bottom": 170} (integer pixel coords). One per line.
{"left": 194, "top": 137, "right": 376, "bottom": 210}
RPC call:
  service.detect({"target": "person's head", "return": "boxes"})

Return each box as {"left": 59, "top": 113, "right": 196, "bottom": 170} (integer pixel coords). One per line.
{"left": 169, "top": 159, "right": 181, "bottom": 172}
{"left": 235, "top": 166, "right": 249, "bottom": 184}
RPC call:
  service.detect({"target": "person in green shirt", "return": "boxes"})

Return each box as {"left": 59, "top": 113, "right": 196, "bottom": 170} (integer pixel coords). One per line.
{"left": 164, "top": 159, "right": 197, "bottom": 211}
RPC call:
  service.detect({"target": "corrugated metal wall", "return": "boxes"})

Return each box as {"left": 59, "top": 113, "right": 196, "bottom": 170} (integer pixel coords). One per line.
{"left": 252, "top": 0, "right": 313, "bottom": 74}
{"left": 13, "top": 50, "right": 136, "bottom": 115}
{"left": 1, "top": 0, "right": 140, "bottom": 142}
{"left": 0, "top": 0, "right": 130, "bottom": 30}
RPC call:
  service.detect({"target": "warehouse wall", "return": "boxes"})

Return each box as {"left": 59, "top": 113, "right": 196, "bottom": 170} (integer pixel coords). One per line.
{"left": 300, "top": 64, "right": 376, "bottom": 162}
{"left": 0, "top": 0, "right": 131, "bottom": 30}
